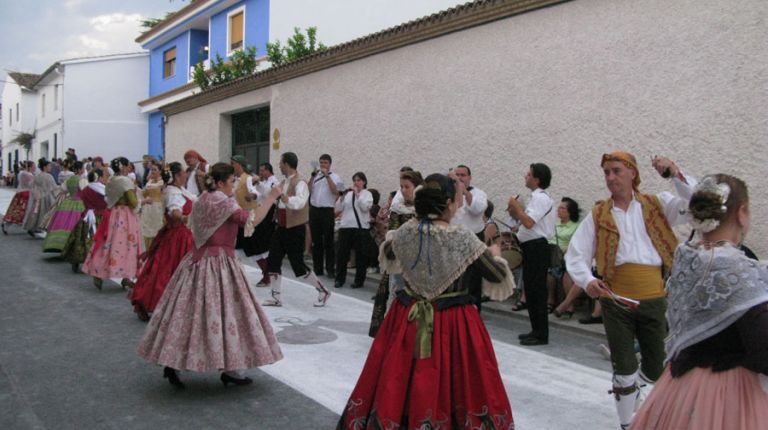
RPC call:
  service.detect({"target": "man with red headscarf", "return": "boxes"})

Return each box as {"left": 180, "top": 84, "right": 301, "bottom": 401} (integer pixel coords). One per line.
{"left": 184, "top": 150, "right": 208, "bottom": 196}
{"left": 566, "top": 152, "right": 696, "bottom": 429}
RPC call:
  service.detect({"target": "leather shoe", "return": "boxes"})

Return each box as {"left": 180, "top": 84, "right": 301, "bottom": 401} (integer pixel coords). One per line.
{"left": 520, "top": 337, "right": 548, "bottom": 346}
{"left": 334, "top": 281, "right": 344, "bottom": 289}
{"left": 518, "top": 332, "right": 534, "bottom": 340}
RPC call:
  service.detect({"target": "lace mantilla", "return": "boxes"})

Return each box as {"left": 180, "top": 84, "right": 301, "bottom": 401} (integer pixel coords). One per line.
{"left": 665, "top": 242, "right": 768, "bottom": 361}
{"left": 391, "top": 219, "right": 486, "bottom": 300}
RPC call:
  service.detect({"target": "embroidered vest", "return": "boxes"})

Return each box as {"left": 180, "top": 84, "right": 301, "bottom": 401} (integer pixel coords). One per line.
{"left": 235, "top": 173, "right": 259, "bottom": 210}
{"left": 285, "top": 174, "right": 309, "bottom": 228}
{"left": 593, "top": 193, "right": 678, "bottom": 283}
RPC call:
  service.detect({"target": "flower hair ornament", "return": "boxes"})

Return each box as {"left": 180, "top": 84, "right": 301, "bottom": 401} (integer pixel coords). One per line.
{"left": 204, "top": 175, "right": 215, "bottom": 186}
{"left": 690, "top": 175, "right": 730, "bottom": 233}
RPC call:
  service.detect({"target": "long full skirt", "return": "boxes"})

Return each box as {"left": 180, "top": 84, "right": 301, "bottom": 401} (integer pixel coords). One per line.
{"left": 42, "top": 197, "right": 85, "bottom": 252}
{"left": 337, "top": 300, "right": 514, "bottom": 430}
{"left": 131, "top": 222, "right": 193, "bottom": 313}
{"left": 82, "top": 206, "right": 142, "bottom": 279}
{"left": 3, "top": 190, "right": 30, "bottom": 225}
{"left": 137, "top": 250, "right": 283, "bottom": 372}
{"left": 630, "top": 366, "right": 768, "bottom": 430}
{"left": 22, "top": 193, "right": 54, "bottom": 231}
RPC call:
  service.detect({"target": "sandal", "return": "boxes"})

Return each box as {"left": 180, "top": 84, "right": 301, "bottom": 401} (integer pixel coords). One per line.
{"left": 511, "top": 301, "right": 528, "bottom": 312}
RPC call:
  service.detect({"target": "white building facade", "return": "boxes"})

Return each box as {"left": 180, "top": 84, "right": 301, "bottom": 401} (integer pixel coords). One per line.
{"left": 158, "top": 0, "right": 768, "bottom": 256}
{"left": 1, "top": 73, "right": 39, "bottom": 172}
{"left": 1, "top": 53, "right": 149, "bottom": 168}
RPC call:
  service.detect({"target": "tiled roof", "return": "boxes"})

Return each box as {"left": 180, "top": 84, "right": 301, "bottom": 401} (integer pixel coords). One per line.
{"left": 160, "top": 0, "right": 569, "bottom": 116}
{"left": 7, "top": 72, "right": 42, "bottom": 89}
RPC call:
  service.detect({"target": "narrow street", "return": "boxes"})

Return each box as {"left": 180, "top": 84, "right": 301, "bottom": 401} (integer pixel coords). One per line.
{"left": 0, "top": 188, "right": 617, "bottom": 429}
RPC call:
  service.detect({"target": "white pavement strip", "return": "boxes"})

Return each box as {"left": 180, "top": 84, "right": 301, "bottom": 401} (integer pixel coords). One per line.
{"left": 241, "top": 265, "right": 617, "bottom": 430}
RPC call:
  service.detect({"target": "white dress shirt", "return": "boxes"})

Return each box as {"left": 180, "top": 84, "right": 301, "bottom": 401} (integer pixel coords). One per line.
{"left": 186, "top": 169, "right": 200, "bottom": 196}
{"left": 516, "top": 188, "right": 556, "bottom": 243}
{"left": 278, "top": 173, "right": 309, "bottom": 210}
{"left": 335, "top": 189, "right": 373, "bottom": 229}
{"left": 309, "top": 171, "right": 343, "bottom": 208}
{"left": 255, "top": 175, "right": 279, "bottom": 204}
{"left": 565, "top": 175, "right": 697, "bottom": 290}
{"left": 451, "top": 187, "right": 488, "bottom": 234}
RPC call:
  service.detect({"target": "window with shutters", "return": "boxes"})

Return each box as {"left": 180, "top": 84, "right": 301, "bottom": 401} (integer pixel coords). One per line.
{"left": 228, "top": 8, "right": 244, "bottom": 54}
{"left": 163, "top": 47, "right": 177, "bottom": 79}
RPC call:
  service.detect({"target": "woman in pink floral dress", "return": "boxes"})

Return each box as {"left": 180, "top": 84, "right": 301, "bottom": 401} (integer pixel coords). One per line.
{"left": 81, "top": 157, "right": 142, "bottom": 290}
{"left": 137, "top": 163, "right": 283, "bottom": 389}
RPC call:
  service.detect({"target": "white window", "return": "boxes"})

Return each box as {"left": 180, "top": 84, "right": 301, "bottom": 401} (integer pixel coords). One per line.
{"left": 54, "top": 85, "right": 59, "bottom": 111}
{"left": 41, "top": 94, "right": 46, "bottom": 118}
{"left": 8, "top": 108, "right": 11, "bottom": 126}
{"left": 15, "top": 103, "right": 19, "bottom": 122}
{"left": 227, "top": 7, "right": 245, "bottom": 55}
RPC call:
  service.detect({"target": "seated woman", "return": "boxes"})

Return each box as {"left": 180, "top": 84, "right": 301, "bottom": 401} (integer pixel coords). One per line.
{"left": 631, "top": 174, "right": 768, "bottom": 429}
{"left": 548, "top": 197, "right": 582, "bottom": 318}
{"left": 137, "top": 163, "right": 282, "bottom": 389}
{"left": 339, "top": 173, "right": 515, "bottom": 429}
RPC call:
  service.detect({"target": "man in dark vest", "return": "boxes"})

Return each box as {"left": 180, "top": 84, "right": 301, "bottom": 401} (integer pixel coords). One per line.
{"left": 264, "top": 152, "right": 331, "bottom": 307}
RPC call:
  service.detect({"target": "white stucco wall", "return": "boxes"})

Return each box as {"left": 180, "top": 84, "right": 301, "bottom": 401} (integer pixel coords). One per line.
{"left": 166, "top": 0, "right": 768, "bottom": 255}
{"left": 61, "top": 54, "right": 149, "bottom": 162}
{"left": 34, "top": 71, "right": 64, "bottom": 161}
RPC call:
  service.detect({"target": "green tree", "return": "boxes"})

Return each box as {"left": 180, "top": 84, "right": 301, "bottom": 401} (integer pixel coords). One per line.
{"left": 266, "top": 27, "right": 327, "bottom": 66}
{"left": 192, "top": 46, "right": 258, "bottom": 91}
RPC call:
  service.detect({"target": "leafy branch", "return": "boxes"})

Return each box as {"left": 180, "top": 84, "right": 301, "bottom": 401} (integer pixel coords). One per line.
{"left": 267, "top": 27, "right": 327, "bottom": 66}
{"left": 192, "top": 46, "right": 258, "bottom": 91}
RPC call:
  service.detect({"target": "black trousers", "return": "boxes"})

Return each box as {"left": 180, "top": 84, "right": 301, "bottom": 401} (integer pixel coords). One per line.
{"left": 267, "top": 225, "right": 310, "bottom": 277}
{"left": 309, "top": 206, "right": 335, "bottom": 275}
{"left": 335, "top": 228, "right": 370, "bottom": 287}
{"left": 520, "top": 238, "right": 550, "bottom": 341}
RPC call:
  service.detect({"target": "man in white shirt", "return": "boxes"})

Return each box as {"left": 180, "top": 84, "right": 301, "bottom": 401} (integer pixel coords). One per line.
{"left": 449, "top": 164, "right": 489, "bottom": 310}
{"left": 507, "top": 163, "right": 556, "bottom": 346}
{"left": 264, "top": 152, "right": 331, "bottom": 308}
{"left": 308, "top": 154, "right": 344, "bottom": 278}
{"left": 183, "top": 150, "right": 207, "bottom": 197}
{"left": 565, "top": 152, "right": 695, "bottom": 429}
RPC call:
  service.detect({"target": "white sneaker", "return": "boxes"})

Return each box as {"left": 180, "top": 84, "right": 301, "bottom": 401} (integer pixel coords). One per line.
{"left": 314, "top": 290, "right": 330, "bottom": 307}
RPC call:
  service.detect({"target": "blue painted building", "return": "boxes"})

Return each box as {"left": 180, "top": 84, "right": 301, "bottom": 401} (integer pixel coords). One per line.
{"left": 136, "top": 0, "right": 270, "bottom": 159}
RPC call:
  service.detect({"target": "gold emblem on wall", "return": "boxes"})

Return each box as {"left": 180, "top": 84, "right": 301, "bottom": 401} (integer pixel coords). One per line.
{"left": 273, "top": 128, "right": 280, "bottom": 150}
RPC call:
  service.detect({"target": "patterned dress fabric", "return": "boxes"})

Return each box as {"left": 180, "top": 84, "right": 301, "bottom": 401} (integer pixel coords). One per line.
{"left": 339, "top": 220, "right": 514, "bottom": 430}
{"left": 131, "top": 195, "right": 193, "bottom": 313}
{"left": 43, "top": 176, "right": 85, "bottom": 252}
{"left": 3, "top": 171, "right": 35, "bottom": 225}
{"left": 137, "top": 191, "right": 282, "bottom": 372}
{"left": 139, "top": 180, "right": 165, "bottom": 248}
{"left": 61, "top": 185, "right": 107, "bottom": 265}
{"left": 22, "top": 172, "right": 58, "bottom": 231}
{"left": 81, "top": 185, "right": 142, "bottom": 280}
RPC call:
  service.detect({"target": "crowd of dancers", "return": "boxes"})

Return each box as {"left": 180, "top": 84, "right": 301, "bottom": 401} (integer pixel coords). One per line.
{"left": 2, "top": 149, "right": 766, "bottom": 429}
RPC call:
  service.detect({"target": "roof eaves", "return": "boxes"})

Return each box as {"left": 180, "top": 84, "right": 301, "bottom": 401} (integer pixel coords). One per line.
{"left": 134, "top": 0, "right": 208, "bottom": 45}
